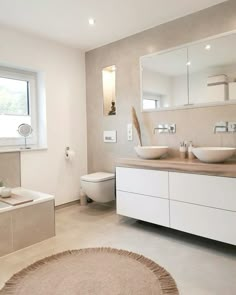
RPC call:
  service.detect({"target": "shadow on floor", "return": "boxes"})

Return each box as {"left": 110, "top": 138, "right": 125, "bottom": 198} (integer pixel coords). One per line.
{"left": 119, "top": 217, "right": 236, "bottom": 257}
{"left": 79, "top": 201, "right": 116, "bottom": 217}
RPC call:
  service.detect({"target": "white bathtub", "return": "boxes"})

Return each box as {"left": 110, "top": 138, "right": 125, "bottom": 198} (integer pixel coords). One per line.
{"left": 0, "top": 188, "right": 55, "bottom": 257}
{"left": 0, "top": 187, "right": 54, "bottom": 213}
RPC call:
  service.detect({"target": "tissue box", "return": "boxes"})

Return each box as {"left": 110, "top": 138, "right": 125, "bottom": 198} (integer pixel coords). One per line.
{"left": 207, "top": 75, "right": 228, "bottom": 85}
{"left": 207, "top": 84, "right": 227, "bottom": 102}
{"left": 229, "top": 82, "right": 236, "bottom": 100}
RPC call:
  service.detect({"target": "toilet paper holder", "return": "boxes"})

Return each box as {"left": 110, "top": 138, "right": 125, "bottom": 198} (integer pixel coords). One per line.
{"left": 65, "top": 146, "right": 75, "bottom": 160}
{"left": 65, "top": 146, "right": 69, "bottom": 156}
{"left": 65, "top": 146, "right": 71, "bottom": 158}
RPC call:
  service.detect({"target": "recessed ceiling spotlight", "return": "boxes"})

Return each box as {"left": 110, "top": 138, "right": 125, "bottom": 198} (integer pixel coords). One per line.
{"left": 88, "top": 18, "right": 95, "bottom": 25}
{"left": 186, "top": 61, "right": 191, "bottom": 66}
{"left": 205, "top": 44, "right": 211, "bottom": 50}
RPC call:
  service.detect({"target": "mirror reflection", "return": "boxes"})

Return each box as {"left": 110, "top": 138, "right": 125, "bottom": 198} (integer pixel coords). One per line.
{"left": 141, "top": 48, "right": 188, "bottom": 110}
{"left": 189, "top": 33, "right": 236, "bottom": 104}
{"left": 141, "top": 31, "right": 236, "bottom": 111}
{"left": 102, "top": 65, "right": 116, "bottom": 116}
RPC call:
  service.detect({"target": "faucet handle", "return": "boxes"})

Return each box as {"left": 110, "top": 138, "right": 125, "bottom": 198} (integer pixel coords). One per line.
{"left": 228, "top": 122, "right": 236, "bottom": 132}
{"left": 168, "top": 124, "right": 176, "bottom": 133}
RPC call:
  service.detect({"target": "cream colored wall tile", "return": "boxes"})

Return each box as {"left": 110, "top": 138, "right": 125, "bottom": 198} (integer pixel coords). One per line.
{"left": 0, "top": 152, "right": 21, "bottom": 187}
{"left": 12, "top": 201, "right": 55, "bottom": 251}
{"left": 0, "top": 212, "right": 13, "bottom": 257}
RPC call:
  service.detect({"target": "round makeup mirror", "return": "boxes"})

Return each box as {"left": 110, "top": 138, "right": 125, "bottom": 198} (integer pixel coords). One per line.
{"left": 17, "top": 123, "right": 33, "bottom": 149}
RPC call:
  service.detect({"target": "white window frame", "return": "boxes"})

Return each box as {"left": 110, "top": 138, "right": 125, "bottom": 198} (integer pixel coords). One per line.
{"left": 142, "top": 93, "right": 161, "bottom": 110}
{"left": 0, "top": 67, "right": 38, "bottom": 147}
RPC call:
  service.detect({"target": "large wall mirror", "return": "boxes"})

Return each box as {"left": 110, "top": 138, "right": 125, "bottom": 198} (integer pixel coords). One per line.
{"left": 140, "top": 31, "right": 236, "bottom": 111}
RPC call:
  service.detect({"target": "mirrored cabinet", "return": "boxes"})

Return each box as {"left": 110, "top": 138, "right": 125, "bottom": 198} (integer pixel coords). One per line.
{"left": 140, "top": 31, "right": 236, "bottom": 111}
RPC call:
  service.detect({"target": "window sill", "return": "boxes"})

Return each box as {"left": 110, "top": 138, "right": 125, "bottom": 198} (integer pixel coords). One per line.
{"left": 0, "top": 146, "right": 48, "bottom": 153}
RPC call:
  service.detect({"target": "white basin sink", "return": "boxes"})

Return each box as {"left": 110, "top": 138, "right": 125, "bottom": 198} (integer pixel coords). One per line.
{"left": 135, "top": 146, "right": 168, "bottom": 160}
{"left": 192, "top": 147, "right": 236, "bottom": 163}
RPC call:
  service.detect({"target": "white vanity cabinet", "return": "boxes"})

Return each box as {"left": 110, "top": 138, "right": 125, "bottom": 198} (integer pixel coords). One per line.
{"left": 169, "top": 172, "right": 236, "bottom": 245}
{"left": 116, "top": 166, "right": 236, "bottom": 246}
{"left": 116, "top": 167, "right": 169, "bottom": 227}
{"left": 169, "top": 172, "right": 236, "bottom": 211}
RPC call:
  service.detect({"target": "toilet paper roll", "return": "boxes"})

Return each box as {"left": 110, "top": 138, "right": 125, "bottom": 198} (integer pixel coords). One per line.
{"left": 65, "top": 149, "right": 75, "bottom": 160}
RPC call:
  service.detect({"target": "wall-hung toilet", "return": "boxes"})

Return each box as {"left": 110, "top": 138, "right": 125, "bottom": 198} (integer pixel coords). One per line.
{"left": 80, "top": 172, "right": 115, "bottom": 203}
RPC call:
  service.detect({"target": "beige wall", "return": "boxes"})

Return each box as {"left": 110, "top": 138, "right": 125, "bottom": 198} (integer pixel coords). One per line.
{"left": 0, "top": 153, "right": 20, "bottom": 187}
{"left": 86, "top": 0, "right": 236, "bottom": 173}
{"left": 0, "top": 26, "right": 87, "bottom": 205}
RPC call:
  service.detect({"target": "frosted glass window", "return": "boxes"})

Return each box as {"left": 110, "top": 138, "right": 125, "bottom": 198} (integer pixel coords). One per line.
{"left": 0, "top": 77, "right": 29, "bottom": 115}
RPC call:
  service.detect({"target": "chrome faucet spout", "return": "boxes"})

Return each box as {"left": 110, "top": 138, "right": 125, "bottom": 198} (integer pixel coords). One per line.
{"left": 153, "top": 127, "right": 168, "bottom": 134}
{"left": 214, "top": 122, "right": 228, "bottom": 134}
{"left": 153, "top": 124, "right": 176, "bottom": 134}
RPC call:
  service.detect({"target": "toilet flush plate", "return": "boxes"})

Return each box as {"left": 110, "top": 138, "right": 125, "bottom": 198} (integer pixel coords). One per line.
{"left": 103, "top": 130, "right": 117, "bottom": 143}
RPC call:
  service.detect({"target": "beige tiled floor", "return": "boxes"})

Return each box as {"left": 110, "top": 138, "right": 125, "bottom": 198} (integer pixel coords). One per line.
{"left": 0, "top": 202, "right": 236, "bottom": 294}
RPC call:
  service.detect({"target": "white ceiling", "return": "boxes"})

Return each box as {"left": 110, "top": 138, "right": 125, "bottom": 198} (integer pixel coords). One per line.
{"left": 0, "top": 0, "right": 227, "bottom": 51}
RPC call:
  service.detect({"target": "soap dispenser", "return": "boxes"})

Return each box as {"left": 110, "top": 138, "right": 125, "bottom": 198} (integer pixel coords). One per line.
{"left": 179, "top": 141, "right": 187, "bottom": 159}
{"left": 188, "top": 141, "right": 195, "bottom": 160}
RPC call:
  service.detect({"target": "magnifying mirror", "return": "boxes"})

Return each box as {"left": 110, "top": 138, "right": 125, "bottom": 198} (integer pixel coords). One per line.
{"left": 17, "top": 123, "right": 33, "bottom": 149}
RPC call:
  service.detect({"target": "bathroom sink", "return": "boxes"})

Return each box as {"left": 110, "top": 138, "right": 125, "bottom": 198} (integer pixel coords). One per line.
{"left": 192, "top": 147, "right": 236, "bottom": 163}
{"left": 134, "top": 146, "right": 168, "bottom": 160}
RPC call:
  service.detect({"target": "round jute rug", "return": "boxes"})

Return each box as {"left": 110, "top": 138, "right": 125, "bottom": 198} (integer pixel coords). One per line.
{"left": 0, "top": 248, "right": 179, "bottom": 295}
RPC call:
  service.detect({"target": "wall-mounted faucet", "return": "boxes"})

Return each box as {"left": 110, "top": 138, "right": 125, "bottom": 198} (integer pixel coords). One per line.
{"left": 214, "top": 121, "right": 228, "bottom": 133}
{"left": 153, "top": 124, "right": 176, "bottom": 134}
{"left": 214, "top": 121, "right": 236, "bottom": 133}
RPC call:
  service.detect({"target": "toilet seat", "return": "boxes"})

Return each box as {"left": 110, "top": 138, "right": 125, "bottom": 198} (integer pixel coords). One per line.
{"left": 81, "top": 172, "right": 115, "bottom": 183}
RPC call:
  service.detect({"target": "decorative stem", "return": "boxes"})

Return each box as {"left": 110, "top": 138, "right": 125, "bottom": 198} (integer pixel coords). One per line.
{"left": 131, "top": 107, "right": 142, "bottom": 146}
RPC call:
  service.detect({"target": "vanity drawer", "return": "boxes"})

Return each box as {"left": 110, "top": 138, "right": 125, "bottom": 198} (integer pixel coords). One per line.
{"left": 116, "top": 167, "right": 168, "bottom": 198}
{"left": 117, "top": 191, "right": 169, "bottom": 227}
{"left": 170, "top": 200, "right": 236, "bottom": 245}
{"left": 169, "top": 172, "right": 236, "bottom": 211}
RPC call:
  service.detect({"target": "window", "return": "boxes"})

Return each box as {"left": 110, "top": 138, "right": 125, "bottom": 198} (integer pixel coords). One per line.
{"left": 143, "top": 99, "right": 156, "bottom": 110}
{"left": 143, "top": 98, "right": 160, "bottom": 110}
{"left": 0, "top": 77, "right": 29, "bottom": 116}
{"left": 0, "top": 67, "right": 37, "bottom": 146}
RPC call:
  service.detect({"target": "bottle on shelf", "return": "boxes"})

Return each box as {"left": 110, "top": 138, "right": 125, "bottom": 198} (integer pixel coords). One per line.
{"left": 179, "top": 141, "right": 187, "bottom": 159}
{"left": 188, "top": 141, "right": 195, "bottom": 160}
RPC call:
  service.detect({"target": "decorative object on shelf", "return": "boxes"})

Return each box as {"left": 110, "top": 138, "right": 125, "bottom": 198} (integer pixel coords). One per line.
{"left": 179, "top": 141, "right": 187, "bottom": 159}
{"left": 187, "top": 141, "right": 195, "bottom": 159}
{"left": 17, "top": 123, "right": 33, "bottom": 149}
{"left": 108, "top": 100, "right": 116, "bottom": 115}
{"left": 1, "top": 187, "right": 11, "bottom": 198}
{"left": 0, "top": 248, "right": 179, "bottom": 295}
{"left": 0, "top": 179, "right": 5, "bottom": 196}
{"left": 131, "top": 106, "right": 142, "bottom": 146}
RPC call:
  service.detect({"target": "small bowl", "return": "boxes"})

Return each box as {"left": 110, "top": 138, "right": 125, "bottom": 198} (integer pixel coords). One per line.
{"left": 1, "top": 188, "right": 12, "bottom": 198}
{"left": 0, "top": 186, "right": 5, "bottom": 196}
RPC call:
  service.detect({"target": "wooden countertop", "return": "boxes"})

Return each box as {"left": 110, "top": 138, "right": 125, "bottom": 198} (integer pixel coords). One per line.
{"left": 116, "top": 157, "right": 236, "bottom": 178}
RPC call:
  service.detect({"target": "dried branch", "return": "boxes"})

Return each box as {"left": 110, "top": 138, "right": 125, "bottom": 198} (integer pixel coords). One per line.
{"left": 131, "top": 106, "right": 142, "bottom": 146}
